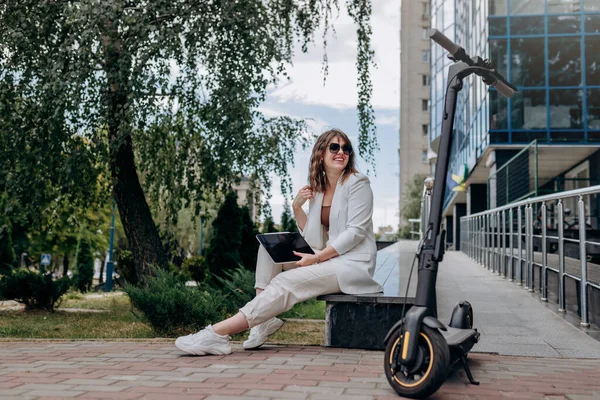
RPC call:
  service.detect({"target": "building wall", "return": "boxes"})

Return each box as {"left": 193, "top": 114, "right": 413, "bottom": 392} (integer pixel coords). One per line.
{"left": 430, "top": 0, "right": 600, "bottom": 213}
{"left": 399, "top": 0, "right": 433, "bottom": 226}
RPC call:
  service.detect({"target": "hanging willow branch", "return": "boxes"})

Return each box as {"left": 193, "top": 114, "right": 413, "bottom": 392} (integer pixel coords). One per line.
{"left": 0, "top": 0, "right": 378, "bottom": 272}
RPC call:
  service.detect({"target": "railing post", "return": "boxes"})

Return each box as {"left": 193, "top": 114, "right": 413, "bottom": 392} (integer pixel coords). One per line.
{"left": 527, "top": 204, "right": 534, "bottom": 292}
{"left": 541, "top": 202, "right": 548, "bottom": 301}
{"left": 502, "top": 209, "right": 507, "bottom": 278}
{"left": 509, "top": 208, "right": 514, "bottom": 282}
{"left": 578, "top": 196, "right": 590, "bottom": 327}
{"left": 485, "top": 213, "right": 489, "bottom": 269}
{"left": 496, "top": 211, "right": 502, "bottom": 276}
{"left": 558, "top": 199, "right": 566, "bottom": 312}
{"left": 517, "top": 206, "right": 523, "bottom": 285}
{"left": 524, "top": 204, "right": 530, "bottom": 290}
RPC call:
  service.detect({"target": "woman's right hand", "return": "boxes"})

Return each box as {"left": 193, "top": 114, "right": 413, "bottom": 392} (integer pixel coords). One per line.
{"left": 292, "top": 185, "right": 313, "bottom": 209}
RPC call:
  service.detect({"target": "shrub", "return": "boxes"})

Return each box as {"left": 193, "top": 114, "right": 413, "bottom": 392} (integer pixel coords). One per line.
{"left": 204, "top": 191, "right": 243, "bottom": 278}
{"left": 73, "top": 238, "right": 94, "bottom": 293}
{"left": 0, "top": 220, "right": 15, "bottom": 275}
{"left": 115, "top": 250, "right": 137, "bottom": 285}
{"left": 0, "top": 269, "right": 71, "bottom": 311}
{"left": 123, "top": 265, "right": 230, "bottom": 335}
{"left": 181, "top": 256, "right": 208, "bottom": 284}
{"left": 214, "top": 267, "right": 256, "bottom": 313}
{"left": 239, "top": 206, "right": 259, "bottom": 271}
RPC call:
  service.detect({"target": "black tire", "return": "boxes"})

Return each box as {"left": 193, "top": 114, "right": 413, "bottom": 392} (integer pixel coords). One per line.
{"left": 466, "top": 307, "right": 473, "bottom": 329}
{"left": 384, "top": 325, "right": 450, "bottom": 399}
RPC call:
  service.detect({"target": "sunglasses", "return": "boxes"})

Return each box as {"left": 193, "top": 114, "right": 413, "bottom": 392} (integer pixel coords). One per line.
{"left": 328, "top": 143, "right": 352, "bottom": 156}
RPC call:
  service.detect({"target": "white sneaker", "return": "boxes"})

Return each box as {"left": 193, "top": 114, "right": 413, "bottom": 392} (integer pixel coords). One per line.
{"left": 175, "top": 325, "right": 232, "bottom": 356}
{"left": 243, "top": 317, "right": 284, "bottom": 350}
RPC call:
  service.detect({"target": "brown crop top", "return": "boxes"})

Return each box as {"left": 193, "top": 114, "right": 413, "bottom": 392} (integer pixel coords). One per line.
{"left": 321, "top": 205, "right": 331, "bottom": 227}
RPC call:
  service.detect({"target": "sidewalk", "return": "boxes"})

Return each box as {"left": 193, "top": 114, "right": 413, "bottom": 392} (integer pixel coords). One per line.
{"left": 436, "top": 249, "right": 600, "bottom": 358}
{"left": 2, "top": 247, "right": 600, "bottom": 399}
{"left": 1, "top": 341, "right": 600, "bottom": 399}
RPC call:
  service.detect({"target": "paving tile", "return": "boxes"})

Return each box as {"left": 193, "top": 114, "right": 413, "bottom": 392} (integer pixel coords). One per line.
{"left": 23, "top": 389, "right": 84, "bottom": 397}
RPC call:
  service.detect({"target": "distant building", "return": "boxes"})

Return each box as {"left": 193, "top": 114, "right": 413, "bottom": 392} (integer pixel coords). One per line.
{"left": 232, "top": 176, "right": 260, "bottom": 223}
{"left": 399, "top": 0, "right": 434, "bottom": 227}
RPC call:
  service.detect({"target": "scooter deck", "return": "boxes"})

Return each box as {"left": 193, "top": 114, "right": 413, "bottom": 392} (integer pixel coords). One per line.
{"left": 441, "top": 326, "right": 478, "bottom": 347}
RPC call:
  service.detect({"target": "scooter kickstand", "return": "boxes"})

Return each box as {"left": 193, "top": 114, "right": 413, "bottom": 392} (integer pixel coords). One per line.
{"left": 459, "top": 355, "right": 479, "bottom": 385}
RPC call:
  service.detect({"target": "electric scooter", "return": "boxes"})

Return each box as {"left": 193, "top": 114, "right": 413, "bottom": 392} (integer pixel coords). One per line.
{"left": 383, "top": 29, "right": 517, "bottom": 399}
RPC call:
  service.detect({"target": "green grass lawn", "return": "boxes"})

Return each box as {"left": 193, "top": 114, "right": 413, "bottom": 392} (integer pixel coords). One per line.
{"left": 0, "top": 291, "right": 325, "bottom": 344}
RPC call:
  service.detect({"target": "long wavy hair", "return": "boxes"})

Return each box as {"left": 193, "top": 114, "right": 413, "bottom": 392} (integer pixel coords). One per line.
{"left": 309, "top": 129, "right": 358, "bottom": 193}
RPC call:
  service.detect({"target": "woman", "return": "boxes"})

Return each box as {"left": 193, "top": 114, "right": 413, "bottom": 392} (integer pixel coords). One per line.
{"left": 175, "top": 129, "right": 383, "bottom": 356}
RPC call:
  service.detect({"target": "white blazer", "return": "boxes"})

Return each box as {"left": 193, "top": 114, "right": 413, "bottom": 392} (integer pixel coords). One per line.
{"left": 298, "top": 172, "right": 383, "bottom": 295}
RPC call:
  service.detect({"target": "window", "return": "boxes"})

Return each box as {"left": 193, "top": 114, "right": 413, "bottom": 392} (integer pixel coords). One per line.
{"left": 548, "top": 15, "right": 580, "bottom": 34}
{"left": 548, "top": 0, "right": 580, "bottom": 13}
{"left": 422, "top": 150, "right": 428, "bottom": 162}
{"left": 423, "top": 28, "right": 429, "bottom": 39}
{"left": 422, "top": 75, "right": 430, "bottom": 86}
{"left": 422, "top": 124, "right": 429, "bottom": 135}
{"left": 510, "top": 37, "right": 545, "bottom": 86}
{"left": 422, "top": 99, "right": 429, "bottom": 112}
{"left": 489, "top": 0, "right": 508, "bottom": 15}
{"left": 549, "top": 89, "right": 583, "bottom": 129}
{"left": 510, "top": 0, "right": 544, "bottom": 14}
{"left": 511, "top": 90, "right": 547, "bottom": 129}
{"left": 422, "top": 50, "right": 429, "bottom": 63}
{"left": 548, "top": 37, "right": 581, "bottom": 87}
{"left": 587, "top": 88, "right": 600, "bottom": 129}
{"left": 586, "top": 36, "right": 600, "bottom": 85}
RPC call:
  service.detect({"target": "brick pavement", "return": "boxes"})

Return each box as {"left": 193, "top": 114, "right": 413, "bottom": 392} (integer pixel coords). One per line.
{"left": 1, "top": 341, "right": 600, "bottom": 399}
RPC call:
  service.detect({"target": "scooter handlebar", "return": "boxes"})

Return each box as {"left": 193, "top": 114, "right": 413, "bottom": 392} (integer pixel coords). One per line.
{"left": 429, "top": 29, "right": 461, "bottom": 56}
{"left": 492, "top": 80, "right": 515, "bottom": 98}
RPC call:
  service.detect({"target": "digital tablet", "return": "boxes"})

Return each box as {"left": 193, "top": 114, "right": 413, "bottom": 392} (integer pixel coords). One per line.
{"left": 256, "top": 232, "right": 315, "bottom": 264}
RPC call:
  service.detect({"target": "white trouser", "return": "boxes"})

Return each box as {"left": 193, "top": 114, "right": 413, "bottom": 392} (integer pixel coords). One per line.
{"left": 239, "top": 244, "right": 341, "bottom": 328}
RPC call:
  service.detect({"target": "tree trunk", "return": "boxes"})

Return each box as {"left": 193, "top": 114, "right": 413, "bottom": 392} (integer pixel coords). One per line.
{"left": 99, "top": 258, "right": 104, "bottom": 284}
{"left": 103, "top": 26, "right": 168, "bottom": 283}
{"left": 62, "top": 253, "right": 69, "bottom": 277}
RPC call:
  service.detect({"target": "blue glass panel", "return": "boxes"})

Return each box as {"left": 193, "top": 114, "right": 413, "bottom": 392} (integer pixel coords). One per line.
{"left": 547, "top": 0, "right": 581, "bottom": 14}
{"left": 510, "top": 0, "right": 544, "bottom": 15}
{"left": 511, "top": 37, "right": 546, "bottom": 86}
{"left": 489, "top": 0, "right": 508, "bottom": 15}
{"left": 548, "top": 15, "right": 581, "bottom": 34}
{"left": 489, "top": 39, "right": 508, "bottom": 76}
{"left": 584, "top": 0, "right": 600, "bottom": 12}
{"left": 510, "top": 16, "right": 545, "bottom": 35}
{"left": 550, "top": 131, "right": 585, "bottom": 142}
{"left": 490, "top": 89, "right": 509, "bottom": 129}
{"left": 489, "top": 17, "right": 507, "bottom": 35}
{"left": 585, "top": 14, "right": 600, "bottom": 33}
{"left": 511, "top": 89, "right": 547, "bottom": 129}
{"left": 548, "top": 37, "right": 582, "bottom": 86}
{"left": 588, "top": 88, "right": 600, "bottom": 130}
{"left": 586, "top": 36, "right": 600, "bottom": 85}
{"left": 549, "top": 89, "right": 584, "bottom": 128}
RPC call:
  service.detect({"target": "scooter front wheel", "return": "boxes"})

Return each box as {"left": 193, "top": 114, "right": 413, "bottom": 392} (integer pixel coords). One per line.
{"left": 384, "top": 325, "right": 450, "bottom": 399}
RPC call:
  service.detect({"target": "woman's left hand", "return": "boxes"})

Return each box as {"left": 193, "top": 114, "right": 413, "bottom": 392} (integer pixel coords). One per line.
{"left": 293, "top": 251, "right": 320, "bottom": 267}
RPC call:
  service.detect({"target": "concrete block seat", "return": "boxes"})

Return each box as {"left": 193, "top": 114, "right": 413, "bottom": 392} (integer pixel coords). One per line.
{"left": 316, "top": 241, "right": 417, "bottom": 350}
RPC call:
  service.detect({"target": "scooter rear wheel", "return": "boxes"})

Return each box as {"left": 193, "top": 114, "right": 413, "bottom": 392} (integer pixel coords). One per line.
{"left": 384, "top": 325, "right": 450, "bottom": 399}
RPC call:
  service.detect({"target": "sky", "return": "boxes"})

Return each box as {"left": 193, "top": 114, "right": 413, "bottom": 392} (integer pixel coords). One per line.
{"left": 263, "top": 0, "right": 400, "bottom": 233}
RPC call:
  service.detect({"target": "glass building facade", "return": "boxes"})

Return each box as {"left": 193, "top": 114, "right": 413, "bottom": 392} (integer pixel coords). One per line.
{"left": 430, "top": 0, "right": 600, "bottom": 210}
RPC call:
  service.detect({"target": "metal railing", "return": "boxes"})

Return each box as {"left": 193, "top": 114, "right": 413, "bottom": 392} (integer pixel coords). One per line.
{"left": 460, "top": 185, "right": 600, "bottom": 327}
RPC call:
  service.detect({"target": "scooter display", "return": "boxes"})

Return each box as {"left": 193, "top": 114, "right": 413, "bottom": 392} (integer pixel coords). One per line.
{"left": 383, "top": 29, "right": 517, "bottom": 399}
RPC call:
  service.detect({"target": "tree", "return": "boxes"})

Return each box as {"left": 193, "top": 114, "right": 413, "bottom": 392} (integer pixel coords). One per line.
{"left": 239, "top": 206, "right": 260, "bottom": 271}
{"left": 0, "top": 219, "right": 16, "bottom": 275}
{"left": 73, "top": 237, "right": 94, "bottom": 293}
{"left": 400, "top": 173, "right": 428, "bottom": 234}
{"left": 0, "top": 0, "right": 377, "bottom": 282}
{"left": 263, "top": 216, "right": 278, "bottom": 233}
{"left": 280, "top": 200, "right": 298, "bottom": 233}
{"left": 204, "top": 192, "right": 243, "bottom": 278}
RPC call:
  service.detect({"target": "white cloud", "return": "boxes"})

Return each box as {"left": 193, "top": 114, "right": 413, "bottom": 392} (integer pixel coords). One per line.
{"left": 267, "top": 0, "right": 400, "bottom": 111}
